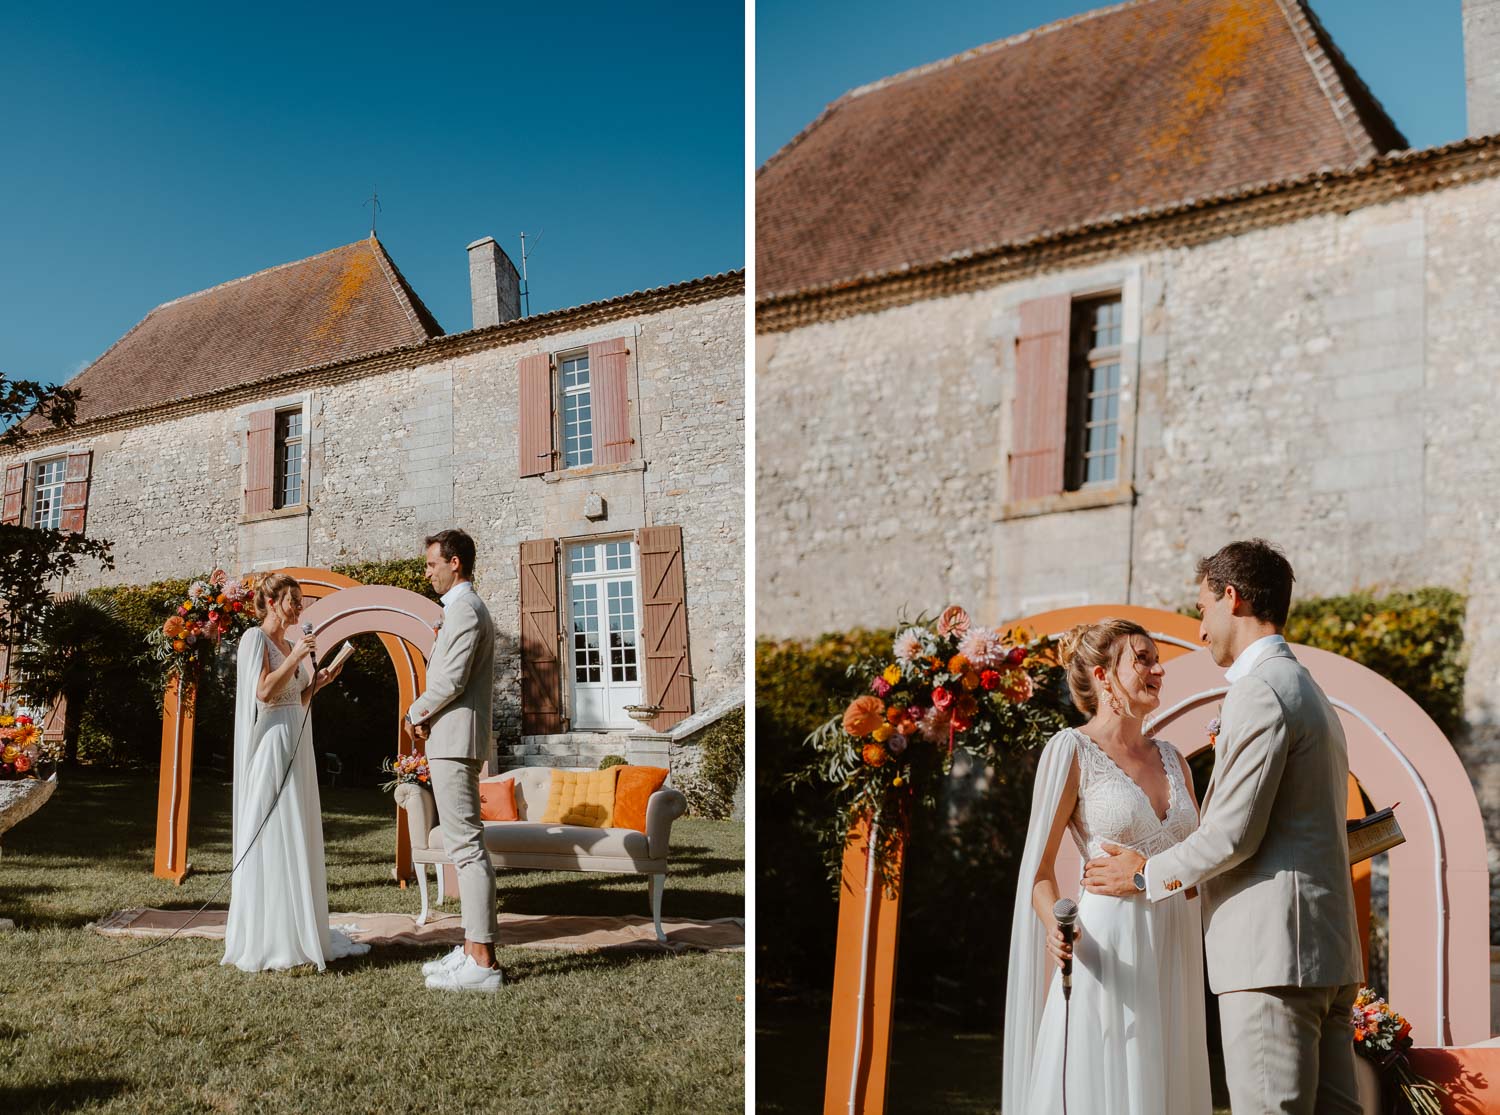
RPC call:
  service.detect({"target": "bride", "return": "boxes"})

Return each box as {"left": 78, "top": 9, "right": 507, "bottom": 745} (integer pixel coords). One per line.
{"left": 1003, "top": 619, "right": 1211, "bottom": 1113}
{"left": 222, "top": 572, "right": 368, "bottom": 972}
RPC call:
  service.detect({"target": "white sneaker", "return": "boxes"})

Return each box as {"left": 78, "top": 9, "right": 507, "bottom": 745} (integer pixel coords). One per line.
{"left": 425, "top": 955, "right": 504, "bottom": 993}
{"left": 421, "top": 945, "right": 465, "bottom": 977}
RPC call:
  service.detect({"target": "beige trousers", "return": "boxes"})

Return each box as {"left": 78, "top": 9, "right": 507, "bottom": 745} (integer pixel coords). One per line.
{"left": 1217, "top": 982, "right": 1361, "bottom": 1115}
{"left": 429, "top": 756, "right": 497, "bottom": 944}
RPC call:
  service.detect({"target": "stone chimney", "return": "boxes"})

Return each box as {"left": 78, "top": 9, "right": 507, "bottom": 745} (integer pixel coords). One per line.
{"left": 466, "top": 236, "right": 522, "bottom": 329}
{"left": 1465, "top": 0, "right": 1500, "bottom": 136}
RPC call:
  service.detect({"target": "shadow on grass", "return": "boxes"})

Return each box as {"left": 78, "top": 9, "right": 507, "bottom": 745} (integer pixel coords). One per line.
{"left": 0, "top": 1077, "right": 132, "bottom": 1112}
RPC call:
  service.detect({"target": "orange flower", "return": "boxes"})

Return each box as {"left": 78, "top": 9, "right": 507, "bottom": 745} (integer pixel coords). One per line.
{"left": 885, "top": 705, "right": 905, "bottom": 725}
{"left": 171, "top": 638, "right": 186, "bottom": 652}
{"left": 216, "top": 593, "right": 228, "bottom": 605}
{"left": 861, "top": 743, "right": 887, "bottom": 767}
{"left": 956, "top": 694, "right": 979, "bottom": 720}
{"left": 948, "top": 654, "right": 969, "bottom": 674}
{"left": 896, "top": 719, "right": 917, "bottom": 736}
{"left": 13, "top": 752, "right": 31, "bottom": 773}
{"left": 842, "top": 696, "right": 885, "bottom": 738}
{"left": 1354, "top": 1028, "right": 1366, "bottom": 1042}
{"left": 961, "top": 669, "right": 980, "bottom": 691}
{"left": 163, "top": 616, "right": 185, "bottom": 637}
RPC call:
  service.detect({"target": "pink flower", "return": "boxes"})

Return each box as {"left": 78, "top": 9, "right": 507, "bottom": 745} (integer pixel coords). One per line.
{"left": 210, "top": 569, "right": 228, "bottom": 587}
{"left": 916, "top": 707, "right": 950, "bottom": 744}
{"left": 959, "top": 627, "right": 1008, "bottom": 670}
{"left": 893, "top": 628, "right": 925, "bottom": 663}
{"left": 871, "top": 677, "right": 892, "bottom": 697}
{"left": 936, "top": 606, "right": 970, "bottom": 639}
{"left": 1001, "top": 669, "right": 1035, "bottom": 703}
{"left": 931, "top": 686, "right": 954, "bottom": 712}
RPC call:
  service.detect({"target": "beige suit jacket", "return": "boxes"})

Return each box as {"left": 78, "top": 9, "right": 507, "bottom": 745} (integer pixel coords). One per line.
{"left": 406, "top": 584, "right": 496, "bottom": 766}
{"left": 1145, "top": 644, "right": 1363, "bottom": 993}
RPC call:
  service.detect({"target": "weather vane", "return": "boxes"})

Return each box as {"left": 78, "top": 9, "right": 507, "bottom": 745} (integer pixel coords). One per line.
{"left": 364, "top": 188, "right": 381, "bottom": 237}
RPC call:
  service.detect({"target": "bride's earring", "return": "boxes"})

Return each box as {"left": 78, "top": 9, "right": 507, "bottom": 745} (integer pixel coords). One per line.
{"left": 1106, "top": 686, "right": 1124, "bottom": 717}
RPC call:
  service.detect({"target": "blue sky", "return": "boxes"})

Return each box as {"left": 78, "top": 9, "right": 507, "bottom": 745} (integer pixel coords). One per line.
{"left": 757, "top": 0, "right": 1467, "bottom": 165}
{"left": 1, "top": 1, "right": 744, "bottom": 387}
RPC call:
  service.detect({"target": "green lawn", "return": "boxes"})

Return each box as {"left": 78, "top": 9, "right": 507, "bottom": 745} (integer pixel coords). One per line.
{"left": 0, "top": 771, "right": 744, "bottom": 1114}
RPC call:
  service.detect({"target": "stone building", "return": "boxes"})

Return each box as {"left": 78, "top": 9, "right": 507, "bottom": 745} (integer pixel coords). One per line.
{"left": 757, "top": 0, "right": 1500, "bottom": 890}
{"left": 5, "top": 235, "right": 744, "bottom": 769}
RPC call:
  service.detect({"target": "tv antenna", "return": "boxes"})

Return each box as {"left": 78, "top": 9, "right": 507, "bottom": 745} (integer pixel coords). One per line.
{"left": 364, "top": 187, "right": 381, "bottom": 237}
{"left": 519, "top": 230, "right": 543, "bottom": 317}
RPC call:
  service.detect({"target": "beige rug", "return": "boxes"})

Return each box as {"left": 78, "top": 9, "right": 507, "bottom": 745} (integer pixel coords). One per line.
{"left": 94, "top": 908, "right": 744, "bottom": 953}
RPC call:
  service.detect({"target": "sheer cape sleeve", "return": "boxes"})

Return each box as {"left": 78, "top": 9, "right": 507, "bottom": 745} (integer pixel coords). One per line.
{"left": 230, "top": 628, "right": 266, "bottom": 861}
{"left": 1001, "top": 728, "right": 1079, "bottom": 1113}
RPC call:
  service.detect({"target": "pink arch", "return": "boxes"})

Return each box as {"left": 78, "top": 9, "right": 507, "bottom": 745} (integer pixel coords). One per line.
{"left": 1147, "top": 644, "right": 1489, "bottom": 1046}
{"left": 299, "top": 584, "right": 442, "bottom": 662}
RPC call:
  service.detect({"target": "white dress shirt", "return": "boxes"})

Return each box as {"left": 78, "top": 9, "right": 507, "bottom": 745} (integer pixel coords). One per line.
{"left": 1223, "top": 633, "right": 1287, "bottom": 683}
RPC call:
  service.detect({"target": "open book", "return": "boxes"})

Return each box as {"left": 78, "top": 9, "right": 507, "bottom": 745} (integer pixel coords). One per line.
{"left": 1347, "top": 805, "right": 1404, "bottom": 865}
{"left": 320, "top": 641, "right": 356, "bottom": 673}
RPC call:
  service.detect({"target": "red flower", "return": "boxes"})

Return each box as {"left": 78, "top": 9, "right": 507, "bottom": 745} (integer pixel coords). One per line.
{"left": 931, "top": 686, "right": 954, "bottom": 712}
{"left": 16, "top": 715, "right": 32, "bottom": 726}
{"left": 979, "top": 669, "right": 1001, "bottom": 691}
{"left": 1007, "top": 646, "right": 1027, "bottom": 666}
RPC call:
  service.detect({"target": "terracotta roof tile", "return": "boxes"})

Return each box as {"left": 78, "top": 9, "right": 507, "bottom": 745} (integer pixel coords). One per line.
{"left": 756, "top": 0, "right": 1407, "bottom": 297}
{"left": 57, "top": 238, "right": 443, "bottom": 425}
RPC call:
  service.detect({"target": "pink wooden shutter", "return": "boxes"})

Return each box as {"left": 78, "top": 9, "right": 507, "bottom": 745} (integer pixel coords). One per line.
{"left": 520, "top": 538, "right": 563, "bottom": 734}
{"left": 638, "top": 524, "right": 693, "bottom": 731}
{"left": 58, "top": 450, "right": 93, "bottom": 534}
{"left": 519, "top": 354, "right": 554, "bottom": 478}
{"left": 244, "top": 409, "right": 275, "bottom": 514}
{"left": 2, "top": 463, "right": 26, "bottom": 526}
{"left": 1009, "top": 295, "right": 1072, "bottom": 501}
{"left": 588, "top": 337, "right": 634, "bottom": 465}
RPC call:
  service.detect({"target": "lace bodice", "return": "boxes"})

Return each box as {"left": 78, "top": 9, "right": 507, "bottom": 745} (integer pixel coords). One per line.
{"left": 259, "top": 634, "right": 312, "bottom": 709}
{"left": 1068, "top": 729, "right": 1197, "bottom": 860}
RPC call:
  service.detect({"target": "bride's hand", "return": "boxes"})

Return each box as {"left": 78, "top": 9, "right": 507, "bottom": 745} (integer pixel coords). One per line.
{"left": 293, "top": 634, "right": 317, "bottom": 662}
{"left": 1044, "top": 920, "right": 1078, "bottom": 969}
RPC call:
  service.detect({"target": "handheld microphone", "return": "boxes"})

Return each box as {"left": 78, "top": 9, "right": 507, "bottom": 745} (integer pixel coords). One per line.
{"left": 1053, "top": 898, "right": 1078, "bottom": 1000}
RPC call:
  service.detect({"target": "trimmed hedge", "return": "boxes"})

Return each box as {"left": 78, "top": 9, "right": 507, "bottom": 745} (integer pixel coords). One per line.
{"left": 679, "top": 706, "right": 745, "bottom": 820}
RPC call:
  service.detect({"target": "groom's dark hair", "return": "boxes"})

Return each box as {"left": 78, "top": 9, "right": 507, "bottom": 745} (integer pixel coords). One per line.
{"left": 1196, "top": 539, "right": 1295, "bottom": 627}
{"left": 426, "top": 528, "right": 476, "bottom": 578}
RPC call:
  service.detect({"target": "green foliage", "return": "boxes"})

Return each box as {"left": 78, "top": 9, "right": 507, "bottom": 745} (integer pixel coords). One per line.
{"left": 679, "top": 706, "right": 745, "bottom": 820}
{"left": 0, "top": 523, "right": 113, "bottom": 646}
{"left": 599, "top": 754, "right": 627, "bottom": 770}
{"left": 1285, "top": 587, "right": 1467, "bottom": 737}
{"left": 330, "top": 557, "right": 437, "bottom": 599}
{"left": 12, "top": 595, "right": 132, "bottom": 766}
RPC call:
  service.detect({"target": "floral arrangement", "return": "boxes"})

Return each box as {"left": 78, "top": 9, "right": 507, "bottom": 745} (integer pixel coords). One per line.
{"left": 1351, "top": 986, "right": 1446, "bottom": 1114}
{"left": 800, "top": 606, "right": 1068, "bottom": 889}
{"left": 0, "top": 710, "right": 54, "bottom": 780}
{"left": 147, "top": 569, "right": 261, "bottom": 687}
{"left": 380, "top": 752, "right": 431, "bottom": 792}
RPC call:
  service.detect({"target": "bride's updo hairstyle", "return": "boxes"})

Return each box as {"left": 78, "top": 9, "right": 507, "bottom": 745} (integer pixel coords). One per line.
{"left": 1057, "top": 618, "right": 1153, "bottom": 716}
{"left": 252, "top": 572, "right": 302, "bottom": 620}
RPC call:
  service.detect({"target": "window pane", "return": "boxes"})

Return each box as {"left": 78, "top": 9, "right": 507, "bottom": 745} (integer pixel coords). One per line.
{"left": 275, "top": 409, "right": 303, "bottom": 508}
{"left": 32, "top": 459, "right": 65, "bottom": 529}
{"left": 570, "top": 545, "right": 598, "bottom": 575}
{"left": 607, "top": 580, "right": 638, "bottom": 682}
{"left": 1087, "top": 424, "right": 1111, "bottom": 453}
{"left": 604, "top": 541, "right": 632, "bottom": 571}
{"left": 571, "top": 583, "right": 601, "bottom": 683}
{"left": 562, "top": 355, "right": 594, "bottom": 468}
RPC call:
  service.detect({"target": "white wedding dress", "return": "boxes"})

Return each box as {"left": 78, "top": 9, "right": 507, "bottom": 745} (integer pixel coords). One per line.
{"left": 222, "top": 628, "right": 368, "bottom": 972}
{"left": 1003, "top": 728, "right": 1211, "bottom": 1114}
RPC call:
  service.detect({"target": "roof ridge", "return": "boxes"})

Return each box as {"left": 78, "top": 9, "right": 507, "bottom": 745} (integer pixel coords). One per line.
{"left": 1277, "top": 0, "right": 1408, "bottom": 157}
{"left": 366, "top": 236, "right": 445, "bottom": 338}
{"left": 153, "top": 241, "right": 369, "bottom": 311}
{"left": 758, "top": 0, "right": 1164, "bottom": 176}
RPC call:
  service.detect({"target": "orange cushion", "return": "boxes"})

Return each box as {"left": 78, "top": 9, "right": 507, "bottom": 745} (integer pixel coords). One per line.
{"left": 613, "top": 766, "right": 669, "bottom": 832}
{"left": 479, "top": 777, "right": 518, "bottom": 822}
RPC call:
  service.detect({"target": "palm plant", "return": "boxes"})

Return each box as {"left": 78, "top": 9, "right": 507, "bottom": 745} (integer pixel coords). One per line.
{"left": 12, "top": 594, "right": 130, "bottom": 767}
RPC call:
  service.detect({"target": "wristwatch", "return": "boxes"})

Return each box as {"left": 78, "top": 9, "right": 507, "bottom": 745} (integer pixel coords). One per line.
{"left": 1132, "top": 870, "right": 1147, "bottom": 892}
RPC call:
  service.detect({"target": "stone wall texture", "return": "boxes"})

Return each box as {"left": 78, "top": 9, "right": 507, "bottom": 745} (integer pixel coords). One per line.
{"left": 12, "top": 290, "right": 744, "bottom": 766}
{"left": 758, "top": 174, "right": 1500, "bottom": 925}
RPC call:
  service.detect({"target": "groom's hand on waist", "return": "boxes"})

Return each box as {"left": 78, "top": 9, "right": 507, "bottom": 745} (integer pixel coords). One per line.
{"left": 1083, "top": 843, "right": 1147, "bottom": 897}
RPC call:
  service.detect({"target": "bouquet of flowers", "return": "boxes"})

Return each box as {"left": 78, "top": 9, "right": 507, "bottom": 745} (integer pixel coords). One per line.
{"left": 380, "top": 752, "right": 431, "bottom": 792}
{"left": 147, "top": 569, "right": 261, "bottom": 686}
{"left": 800, "top": 606, "right": 1069, "bottom": 889}
{"left": 0, "top": 710, "right": 55, "bottom": 780}
{"left": 1352, "top": 986, "right": 1446, "bottom": 1114}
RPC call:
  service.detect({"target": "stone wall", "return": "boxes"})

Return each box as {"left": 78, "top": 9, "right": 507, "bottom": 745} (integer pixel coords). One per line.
{"left": 12, "top": 290, "right": 744, "bottom": 761}
{"left": 757, "top": 174, "right": 1500, "bottom": 924}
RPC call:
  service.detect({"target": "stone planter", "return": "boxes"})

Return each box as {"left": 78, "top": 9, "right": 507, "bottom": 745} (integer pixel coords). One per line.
{"left": 0, "top": 774, "right": 57, "bottom": 849}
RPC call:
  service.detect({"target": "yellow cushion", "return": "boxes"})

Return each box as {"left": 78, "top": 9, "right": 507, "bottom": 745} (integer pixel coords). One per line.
{"left": 540, "top": 767, "right": 619, "bottom": 828}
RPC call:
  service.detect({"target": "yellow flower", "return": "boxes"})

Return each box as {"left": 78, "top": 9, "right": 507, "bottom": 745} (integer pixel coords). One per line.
{"left": 0, "top": 715, "right": 14, "bottom": 728}
{"left": 872, "top": 723, "right": 894, "bottom": 743}
{"left": 892, "top": 775, "right": 904, "bottom": 787}
{"left": 882, "top": 664, "right": 901, "bottom": 685}
{"left": 1, "top": 745, "right": 16, "bottom": 763}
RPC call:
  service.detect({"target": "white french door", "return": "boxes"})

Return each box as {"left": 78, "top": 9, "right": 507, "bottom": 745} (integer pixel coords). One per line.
{"left": 567, "top": 539, "right": 643, "bottom": 730}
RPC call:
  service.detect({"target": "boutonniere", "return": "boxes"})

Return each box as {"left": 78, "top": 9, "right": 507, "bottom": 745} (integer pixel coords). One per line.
{"left": 1207, "top": 713, "right": 1222, "bottom": 747}
{"left": 432, "top": 620, "right": 443, "bottom": 634}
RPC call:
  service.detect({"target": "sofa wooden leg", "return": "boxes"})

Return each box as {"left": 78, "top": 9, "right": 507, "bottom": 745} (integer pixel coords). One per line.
{"left": 649, "top": 874, "right": 666, "bottom": 944}
{"left": 415, "top": 864, "right": 430, "bottom": 927}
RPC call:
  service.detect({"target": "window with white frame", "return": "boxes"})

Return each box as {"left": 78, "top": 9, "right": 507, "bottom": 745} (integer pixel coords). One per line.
{"left": 274, "top": 408, "right": 304, "bottom": 508}
{"left": 559, "top": 352, "right": 594, "bottom": 468}
{"left": 1065, "top": 297, "right": 1123, "bottom": 489}
{"left": 30, "top": 457, "right": 66, "bottom": 529}
{"left": 566, "top": 538, "right": 641, "bottom": 729}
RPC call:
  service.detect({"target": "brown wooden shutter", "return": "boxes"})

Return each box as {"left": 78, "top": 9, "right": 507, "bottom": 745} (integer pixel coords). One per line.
{"left": 638, "top": 524, "right": 692, "bottom": 731}
{"left": 1009, "top": 294, "right": 1072, "bottom": 501}
{"left": 519, "top": 354, "right": 554, "bottom": 478}
{"left": 589, "top": 337, "right": 634, "bottom": 465}
{"left": 2, "top": 463, "right": 26, "bottom": 526}
{"left": 520, "top": 538, "right": 563, "bottom": 734}
{"left": 58, "top": 450, "right": 93, "bottom": 534}
{"left": 245, "top": 409, "right": 275, "bottom": 514}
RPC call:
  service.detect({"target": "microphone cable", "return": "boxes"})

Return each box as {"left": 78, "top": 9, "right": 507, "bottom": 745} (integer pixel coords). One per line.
{"left": 94, "top": 626, "right": 324, "bottom": 964}
{"left": 1053, "top": 897, "right": 1078, "bottom": 1115}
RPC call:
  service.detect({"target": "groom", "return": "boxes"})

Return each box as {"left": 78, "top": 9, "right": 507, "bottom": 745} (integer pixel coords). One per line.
{"left": 1084, "top": 539, "right": 1363, "bottom": 1114}
{"left": 405, "top": 528, "right": 501, "bottom": 992}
